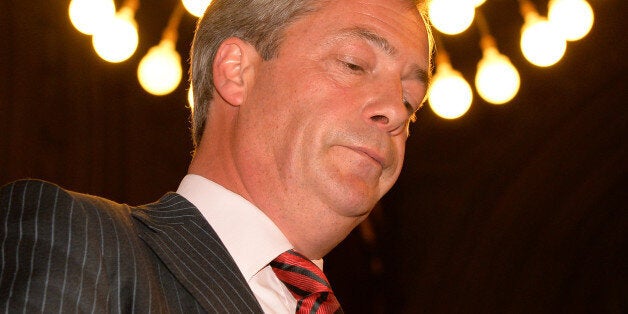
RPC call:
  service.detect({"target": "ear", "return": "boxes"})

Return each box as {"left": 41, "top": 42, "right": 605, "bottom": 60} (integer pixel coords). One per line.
{"left": 212, "top": 38, "right": 258, "bottom": 106}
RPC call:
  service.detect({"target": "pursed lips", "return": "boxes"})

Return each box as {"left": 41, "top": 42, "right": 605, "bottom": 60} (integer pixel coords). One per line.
{"left": 345, "top": 145, "right": 387, "bottom": 168}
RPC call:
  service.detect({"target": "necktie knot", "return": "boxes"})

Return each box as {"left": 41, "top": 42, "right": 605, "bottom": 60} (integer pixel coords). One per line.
{"left": 271, "top": 250, "right": 343, "bottom": 314}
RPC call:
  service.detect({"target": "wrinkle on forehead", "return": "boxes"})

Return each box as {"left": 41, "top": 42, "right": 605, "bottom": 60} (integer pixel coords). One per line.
{"left": 345, "top": 1, "right": 429, "bottom": 57}
{"left": 339, "top": 26, "right": 398, "bottom": 56}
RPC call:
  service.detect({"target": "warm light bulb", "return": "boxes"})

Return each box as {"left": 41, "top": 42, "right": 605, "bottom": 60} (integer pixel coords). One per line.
{"left": 138, "top": 40, "right": 183, "bottom": 96}
{"left": 520, "top": 13, "right": 566, "bottom": 67}
{"left": 182, "top": 0, "right": 213, "bottom": 18}
{"left": 475, "top": 47, "right": 520, "bottom": 105}
{"left": 68, "top": 0, "right": 116, "bottom": 35}
{"left": 428, "top": 63, "right": 473, "bottom": 119}
{"left": 92, "top": 7, "right": 139, "bottom": 63}
{"left": 548, "top": 0, "right": 594, "bottom": 41}
{"left": 428, "top": 0, "right": 476, "bottom": 35}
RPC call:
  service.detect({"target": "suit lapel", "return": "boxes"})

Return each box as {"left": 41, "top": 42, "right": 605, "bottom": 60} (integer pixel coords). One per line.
{"left": 131, "top": 193, "right": 263, "bottom": 313}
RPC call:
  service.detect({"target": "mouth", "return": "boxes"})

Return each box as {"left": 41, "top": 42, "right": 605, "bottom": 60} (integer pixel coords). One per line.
{"left": 346, "top": 145, "right": 386, "bottom": 168}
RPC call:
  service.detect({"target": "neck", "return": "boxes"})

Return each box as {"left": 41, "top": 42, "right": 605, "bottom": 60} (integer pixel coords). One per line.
{"left": 188, "top": 103, "right": 249, "bottom": 200}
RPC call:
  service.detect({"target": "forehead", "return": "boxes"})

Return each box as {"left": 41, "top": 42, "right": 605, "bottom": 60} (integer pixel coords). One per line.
{"left": 312, "top": 0, "right": 424, "bottom": 32}
{"left": 293, "top": 0, "right": 429, "bottom": 64}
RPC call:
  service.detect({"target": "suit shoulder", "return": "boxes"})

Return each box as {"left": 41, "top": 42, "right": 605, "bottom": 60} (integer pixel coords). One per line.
{"left": 1, "top": 179, "right": 73, "bottom": 214}
{"left": 1, "top": 179, "right": 134, "bottom": 229}
{"left": 1, "top": 178, "right": 64, "bottom": 198}
{"left": 0, "top": 180, "right": 165, "bottom": 312}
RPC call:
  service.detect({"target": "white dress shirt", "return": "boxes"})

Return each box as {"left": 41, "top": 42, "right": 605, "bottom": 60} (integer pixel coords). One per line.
{"left": 176, "top": 174, "right": 324, "bottom": 313}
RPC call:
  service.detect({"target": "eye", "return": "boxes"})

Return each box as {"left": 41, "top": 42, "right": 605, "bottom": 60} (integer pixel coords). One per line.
{"left": 344, "top": 62, "right": 364, "bottom": 72}
{"left": 403, "top": 99, "right": 413, "bottom": 111}
{"left": 403, "top": 99, "right": 418, "bottom": 123}
{"left": 336, "top": 55, "right": 367, "bottom": 73}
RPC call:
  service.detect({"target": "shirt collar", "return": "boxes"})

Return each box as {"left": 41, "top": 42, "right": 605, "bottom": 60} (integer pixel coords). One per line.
{"left": 176, "top": 174, "right": 296, "bottom": 281}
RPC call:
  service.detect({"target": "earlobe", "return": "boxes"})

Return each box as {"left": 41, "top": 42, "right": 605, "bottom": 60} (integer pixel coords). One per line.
{"left": 213, "top": 38, "right": 257, "bottom": 106}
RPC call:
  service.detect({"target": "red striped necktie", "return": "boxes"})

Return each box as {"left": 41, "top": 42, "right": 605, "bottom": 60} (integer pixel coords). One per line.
{"left": 270, "top": 250, "right": 343, "bottom": 314}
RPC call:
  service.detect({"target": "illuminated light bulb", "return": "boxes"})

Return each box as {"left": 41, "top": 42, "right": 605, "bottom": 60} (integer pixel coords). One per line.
{"left": 428, "top": 63, "right": 473, "bottom": 120}
{"left": 68, "top": 0, "right": 116, "bottom": 35}
{"left": 92, "top": 7, "right": 139, "bottom": 63}
{"left": 475, "top": 47, "right": 520, "bottom": 105}
{"left": 138, "top": 40, "right": 183, "bottom": 96}
{"left": 548, "top": 0, "right": 594, "bottom": 41}
{"left": 429, "top": 0, "right": 476, "bottom": 35}
{"left": 182, "top": 0, "right": 212, "bottom": 18}
{"left": 188, "top": 87, "right": 195, "bottom": 111}
{"left": 520, "top": 12, "right": 566, "bottom": 67}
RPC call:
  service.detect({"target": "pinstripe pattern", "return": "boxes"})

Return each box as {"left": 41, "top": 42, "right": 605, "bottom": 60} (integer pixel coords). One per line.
{"left": 0, "top": 179, "right": 263, "bottom": 313}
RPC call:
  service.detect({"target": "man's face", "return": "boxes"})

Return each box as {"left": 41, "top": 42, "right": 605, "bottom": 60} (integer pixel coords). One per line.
{"left": 232, "top": 0, "right": 429, "bottom": 240}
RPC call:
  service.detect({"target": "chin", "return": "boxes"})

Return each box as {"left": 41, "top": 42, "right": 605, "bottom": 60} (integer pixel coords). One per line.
{"left": 313, "top": 164, "right": 392, "bottom": 217}
{"left": 326, "top": 185, "right": 380, "bottom": 218}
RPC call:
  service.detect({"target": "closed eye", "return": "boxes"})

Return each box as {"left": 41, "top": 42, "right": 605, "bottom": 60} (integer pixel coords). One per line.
{"left": 343, "top": 61, "right": 364, "bottom": 72}
{"left": 404, "top": 99, "right": 418, "bottom": 123}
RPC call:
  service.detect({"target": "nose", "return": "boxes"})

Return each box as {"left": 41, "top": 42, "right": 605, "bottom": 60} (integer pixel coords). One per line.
{"left": 362, "top": 79, "right": 409, "bottom": 134}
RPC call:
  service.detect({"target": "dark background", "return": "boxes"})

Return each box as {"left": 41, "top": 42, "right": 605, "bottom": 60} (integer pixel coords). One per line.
{"left": 1, "top": 0, "right": 626, "bottom": 313}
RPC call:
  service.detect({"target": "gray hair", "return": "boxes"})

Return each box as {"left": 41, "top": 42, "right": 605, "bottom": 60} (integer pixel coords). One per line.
{"left": 189, "top": 0, "right": 433, "bottom": 147}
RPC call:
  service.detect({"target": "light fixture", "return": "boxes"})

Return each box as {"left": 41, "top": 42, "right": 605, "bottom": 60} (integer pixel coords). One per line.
{"left": 68, "top": 0, "right": 116, "bottom": 35}
{"left": 138, "top": 4, "right": 185, "bottom": 96}
{"left": 428, "top": 49, "right": 473, "bottom": 120}
{"left": 182, "top": 0, "right": 213, "bottom": 18}
{"left": 519, "top": 0, "right": 566, "bottom": 67}
{"left": 476, "top": 48, "right": 520, "bottom": 105}
{"left": 474, "top": 10, "right": 520, "bottom": 105}
{"left": 92, "top": 0, "right": 139, "bottom": 63}
{"left": 428, "top": 0, "right": 476, "bottom": 35}
{"left": 138, "top": 41, "right": 182, "bottom": 96}
{"left": 548, "top": 0, "right": 594, "bottom": 41}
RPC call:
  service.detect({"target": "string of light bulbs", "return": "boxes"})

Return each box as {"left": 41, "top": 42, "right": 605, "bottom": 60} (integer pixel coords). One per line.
{"left": 68, "top": 0, "right": 213, "bottom": 97}
{"left": 68, "top": 0, "right": 595, "bottom": 119}
{"left": 427, "top": 0, "right": 594, "bottom": 120}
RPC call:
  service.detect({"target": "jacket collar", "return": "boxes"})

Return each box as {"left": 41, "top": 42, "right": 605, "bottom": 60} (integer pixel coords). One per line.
{"left": 131, "top": 192, "right": 263, "bottom": 313}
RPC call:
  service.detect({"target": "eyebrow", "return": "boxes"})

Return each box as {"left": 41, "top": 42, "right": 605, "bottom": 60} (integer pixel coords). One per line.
{"left": 348, "top": 27, "right": 398, "bottom": 56}
{"left": 341, "top": 27, "right": 428, "bottom": 85}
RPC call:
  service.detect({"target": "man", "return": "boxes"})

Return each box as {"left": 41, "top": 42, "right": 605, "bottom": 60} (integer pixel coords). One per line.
{"left": 1, "top": 0, "right": 432, "bottom": 312}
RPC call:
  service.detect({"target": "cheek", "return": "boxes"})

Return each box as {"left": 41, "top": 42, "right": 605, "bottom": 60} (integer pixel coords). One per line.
{"left": 395, "top": 137, "right": 407, "bottom": 169}
{"left": 381, "top": 138, "right": 407, "bottom": 187}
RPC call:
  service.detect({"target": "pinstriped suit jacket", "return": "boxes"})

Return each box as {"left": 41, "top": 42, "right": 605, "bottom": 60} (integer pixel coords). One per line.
{"left": 0, "top": 179, "right": 264, "bottom": 313}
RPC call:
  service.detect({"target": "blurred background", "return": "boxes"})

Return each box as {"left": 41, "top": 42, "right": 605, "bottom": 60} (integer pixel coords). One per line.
{"left": 1, "top": 0, "right": 626, "bottom": 312}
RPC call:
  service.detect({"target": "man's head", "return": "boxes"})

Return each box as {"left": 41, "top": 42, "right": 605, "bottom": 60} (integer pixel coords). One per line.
{"left": 190, "top": 0, "right": 432, "bottom": 147}
{"left": 189, "top": 0, "right": 432, "bottom": 258}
